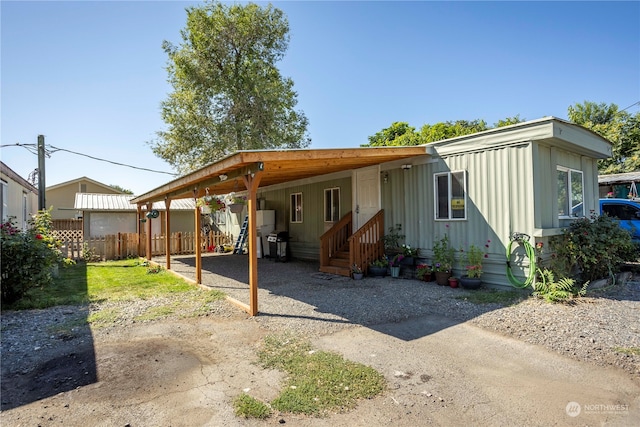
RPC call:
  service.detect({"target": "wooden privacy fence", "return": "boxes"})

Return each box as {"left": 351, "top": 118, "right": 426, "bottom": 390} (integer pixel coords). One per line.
{"left": 57, "top": 231, "right": 233, "bottom": 261}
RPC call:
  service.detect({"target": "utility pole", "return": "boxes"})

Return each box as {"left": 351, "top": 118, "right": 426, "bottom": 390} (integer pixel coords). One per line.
{"left": 37, "top": 135, "right": 46, "bottom": 211}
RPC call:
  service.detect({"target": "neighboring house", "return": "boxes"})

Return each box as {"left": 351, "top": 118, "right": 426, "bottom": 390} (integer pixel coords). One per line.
{"left": 74, "top": 193, "right": 196, "bottom": 238}
{"left": 0, "top": 161, "right": 38, "bottom": 229}
{"left": 132, "top": 116, "right": 612, "bottom": 289}
{"left": 598, "top": 171, "right": 640, "bottom": 199}
{"left": 46, "top": 177, "right": 124, "bottom": 220}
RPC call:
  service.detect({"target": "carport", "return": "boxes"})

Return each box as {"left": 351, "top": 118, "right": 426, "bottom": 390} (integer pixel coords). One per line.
{"left": 131, "top": 146, "right": 425, "bottom": 315}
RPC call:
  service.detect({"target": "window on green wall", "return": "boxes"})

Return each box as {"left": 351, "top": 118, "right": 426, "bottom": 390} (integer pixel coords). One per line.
{"left": 290, "top": 192, "right": 303, "bottom": 223}
{"left": 557, "top": 167, "right": 583, "bottom": 217}
{"left": 434, "top": 171, "right": 467, "bottom": 220}
{"left": 324, "top": 187, "right": 340, "bottom": 222}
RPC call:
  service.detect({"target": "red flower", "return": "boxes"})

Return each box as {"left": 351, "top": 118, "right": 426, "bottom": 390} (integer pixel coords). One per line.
{"left": 35, "top": 234, "right": 43, "bottom": 240}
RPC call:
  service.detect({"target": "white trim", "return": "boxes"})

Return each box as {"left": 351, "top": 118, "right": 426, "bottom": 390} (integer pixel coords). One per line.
{"left": 557, "top": 166, "right": 584, "bottom": 219}
{"left": 324, "top": 187, "right": 340, "bottom": 223}
{"left": 434, "top": 170, "right": 467, "bottom": 221}
{"left": 290, "top": 192, "right": 303, "bottom": 223}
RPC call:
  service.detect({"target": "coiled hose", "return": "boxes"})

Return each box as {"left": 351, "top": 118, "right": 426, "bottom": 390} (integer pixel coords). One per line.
{"left": 506, "top": 232, "right": 536, "bottom": 288}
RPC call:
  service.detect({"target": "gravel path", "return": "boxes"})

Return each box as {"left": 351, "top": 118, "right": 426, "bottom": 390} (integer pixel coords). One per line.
{"left": 2, "top": 254, "right": 639, "bottom": 383}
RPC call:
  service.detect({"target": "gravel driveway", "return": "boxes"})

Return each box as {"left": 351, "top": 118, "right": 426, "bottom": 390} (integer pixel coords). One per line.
{"left": 1, "top": 253, "right": 639, "bottom": 426}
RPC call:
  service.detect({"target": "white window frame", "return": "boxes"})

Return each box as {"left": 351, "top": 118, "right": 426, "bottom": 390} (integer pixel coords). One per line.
{"left": 324, "top": 187, "right": 340, "bottom": 222}
{"left": 434, "top": 170, "right": 467, "bottom": 221}
{"left": 557, "top": 166, "right": 584, "bottom": 218}
{"left": 290, "top": 192, "right": 303, "bottom": 223}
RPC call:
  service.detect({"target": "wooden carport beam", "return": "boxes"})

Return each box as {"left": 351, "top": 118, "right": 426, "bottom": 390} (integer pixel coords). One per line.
{"left": 165, "top": 198, "right": 171, "bottom": 270}
{"left": 162, "top": 163, "right": 264, "bottom": 202}
{"left": 145, "top": 202, "right": 152, "bottom": 262}
{"left": 243, "top": 170, "right": 263, "bottom": 316}
{"left": 194, "top": 190, "right": 202, "bottom": 284}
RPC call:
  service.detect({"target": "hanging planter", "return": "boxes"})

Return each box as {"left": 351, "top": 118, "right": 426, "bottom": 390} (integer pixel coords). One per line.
{"left": 228, "top": 203, "right": 245, "bottom": 214}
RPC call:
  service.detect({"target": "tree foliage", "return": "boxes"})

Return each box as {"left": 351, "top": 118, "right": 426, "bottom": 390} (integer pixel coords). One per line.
{"left": 362, "top": 117, "right": 524, "bottom": 147}
{"left": 109, "top": 184, "right": 133, "bottom": 194}
{"left": 567, "top": 101, "right": 640, "bottom": 174}
{"left": 151, "top": 1, "right": 310, "bottom": 174}
{"left": 365, "top": 122, "right": 419, "bottom": 147}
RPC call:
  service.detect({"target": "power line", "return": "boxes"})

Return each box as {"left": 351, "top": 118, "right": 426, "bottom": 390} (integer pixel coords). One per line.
{"left": 1, "top": 142, "right": 177, "bottom": 176}
{"left": 620, "top": 101, "right": 640, "bottom": 113}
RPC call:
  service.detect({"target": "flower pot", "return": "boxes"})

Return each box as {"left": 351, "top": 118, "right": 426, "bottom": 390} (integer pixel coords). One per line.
{"left": 460, "top": 275, "right": 482, "bottom": 289}
{"left": 421, "top": 272, "right": 433, "bottom": 282}
{"left": 435, "top": 271, "right": 451, "bottom": 286}
{"left": 400, "top": 256, "right": 414, "bottom": 266}
{"left": 368, "top": 265, "right": 387, "bottom": 277}
{"left": 352, "top": 272, "right": 364, "bottom": 280}
{"left": 448, "top": 277, "right": 459, "bottom": 288}
{"left": 390, "top": 266, "right": 400, "bottom": 278}
{"left": 228, "top": 203, "right": 245, "bottom": 214}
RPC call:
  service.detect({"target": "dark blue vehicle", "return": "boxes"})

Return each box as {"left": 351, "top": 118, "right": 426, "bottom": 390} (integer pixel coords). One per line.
{"left": 600, "top": 198, "right": 640, "bottom": 243}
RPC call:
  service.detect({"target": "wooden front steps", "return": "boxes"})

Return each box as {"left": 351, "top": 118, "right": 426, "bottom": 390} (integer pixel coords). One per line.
{"left": 319, "top": 250, "right": 351, "bottom": 277}
{"left": 319, "top": 210, "right": 385, "bottom": 279}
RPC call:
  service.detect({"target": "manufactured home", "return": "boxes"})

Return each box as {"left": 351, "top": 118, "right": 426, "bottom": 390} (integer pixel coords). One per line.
{"left": 132, "top": 117, "right": 612, "bottom": 314}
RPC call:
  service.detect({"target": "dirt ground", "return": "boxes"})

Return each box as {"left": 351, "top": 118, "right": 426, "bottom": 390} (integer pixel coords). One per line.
{"left": 2, "top": 308, "right": 639, "bottom": 427}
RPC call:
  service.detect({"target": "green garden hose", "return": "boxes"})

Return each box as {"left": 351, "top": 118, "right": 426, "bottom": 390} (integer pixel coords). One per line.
{"left": 506, "top": 232, "right": 537, "bottom": 288}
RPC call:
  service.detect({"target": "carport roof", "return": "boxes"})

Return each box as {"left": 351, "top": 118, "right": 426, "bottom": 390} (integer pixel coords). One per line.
{"left": 131, "top": 146, "right": 427, "bottom": 205}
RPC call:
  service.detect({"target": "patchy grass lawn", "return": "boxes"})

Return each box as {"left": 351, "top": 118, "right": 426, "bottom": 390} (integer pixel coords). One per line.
{"left": 6, "top": 259, "right": 224, "bottom": 311}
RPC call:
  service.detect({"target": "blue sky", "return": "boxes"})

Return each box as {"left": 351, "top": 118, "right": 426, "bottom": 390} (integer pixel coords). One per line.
{"left": 2, "top": 1, "right": 638, "bottom": 196}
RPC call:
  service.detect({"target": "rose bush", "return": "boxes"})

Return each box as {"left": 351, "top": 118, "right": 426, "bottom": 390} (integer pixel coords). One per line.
{"left": 1, "top": 209, "right": 73, "bottom": 304}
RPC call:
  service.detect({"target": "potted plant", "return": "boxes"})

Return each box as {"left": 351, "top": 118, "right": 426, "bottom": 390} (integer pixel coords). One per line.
{"left": 459, "top": 240, "right": 490, "bottom": 289}
{"left": 433, "top": 234, "right": 455, "bottom": 285}
{"left": 351, "top": 264, "right": 364, "bottom": 280}
{"left": 227, "top": 193, "right": 247, "bottom": 213}
{"left": 369, "top": 257, "right": 389, "bottom": 277}
{"left": 204, "top": 195, "right": 227, "bottom": 213}
{"left": 415, "top": 264, "right": 433, "bottom": 282}
{"left": 382, "top": 225, "right": 405, "bottom": 256}
{"left": 448, "top": 276, "right": 459, "bottom": 288}
{"left": 400, "top": 244, "right": 418, "bottom": 266}
{"left": 389, "top": 254, "right": 404, "bottom": 278}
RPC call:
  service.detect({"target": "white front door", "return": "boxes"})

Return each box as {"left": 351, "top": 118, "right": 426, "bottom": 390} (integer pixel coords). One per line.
{"left": 354, "top": 166, "right": 381, "bottom": 230}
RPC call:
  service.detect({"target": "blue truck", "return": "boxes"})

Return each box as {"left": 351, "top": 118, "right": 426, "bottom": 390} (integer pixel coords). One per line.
{"left": 600, "top": 198, "right": 640, "bottom": 243}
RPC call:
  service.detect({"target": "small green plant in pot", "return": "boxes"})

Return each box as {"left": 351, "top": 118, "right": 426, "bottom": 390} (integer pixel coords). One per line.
{"left": 416, "top": 264, "right": 433, "bottom": 281}
{"left": 351, "top": 264, "right": 364, "bottom": 280}
{"left": 459, "top": 240, "right": 489, "bottom": 289}
{"left": 433, "top": 233, "right": 455, "bottom": 285}
{"left": 369, "top": 257, "right": 389, "bottom": 277}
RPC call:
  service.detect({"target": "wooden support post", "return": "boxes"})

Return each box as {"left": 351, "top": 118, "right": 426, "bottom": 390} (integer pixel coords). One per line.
{"left": 136, "top": 205, "right": 143, "bottom": 257}
{"left": 194, "top": 198, "right": 202, "bottom": 284}
{"left": 243, "top": 171, "right": 263, "bottom": 316}
{"left": 146, "top": 203, "right": 152, "bottom": 261}
{"left": 165, "top": 198, "right": 171, "bottom": 270}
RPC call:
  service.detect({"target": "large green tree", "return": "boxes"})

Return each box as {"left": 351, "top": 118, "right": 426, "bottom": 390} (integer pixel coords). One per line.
{"left": 151, "top": 1, "right": 310, "bottom": 173}
{"left": 567, "top": 101, "right": 640, "bottom": 173}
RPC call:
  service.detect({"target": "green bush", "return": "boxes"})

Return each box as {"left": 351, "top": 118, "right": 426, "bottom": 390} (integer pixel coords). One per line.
{"left": 549, "top": 213, "right": 636, "bottom": 283}
{"left": 1, "top": 209, "right": 73, "bottom": 305}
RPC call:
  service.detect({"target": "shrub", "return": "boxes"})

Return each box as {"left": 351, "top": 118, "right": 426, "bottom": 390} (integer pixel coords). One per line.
{"left": 549, "top": 212, "right": 636, "bottom": 283}
{"left": 1, "top": 210, "right": 73, "bottom": 304}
